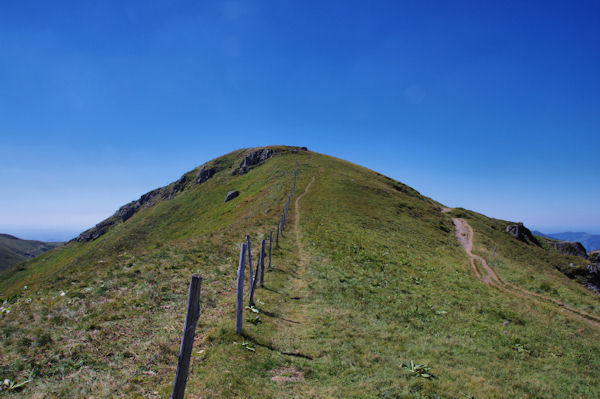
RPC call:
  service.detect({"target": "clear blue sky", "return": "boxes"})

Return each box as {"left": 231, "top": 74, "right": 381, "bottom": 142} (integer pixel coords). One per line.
{"left": 1, "top": 1, "right": 599, "bottom": 241}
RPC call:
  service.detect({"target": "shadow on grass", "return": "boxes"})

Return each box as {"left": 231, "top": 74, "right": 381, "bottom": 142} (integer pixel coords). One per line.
{"left": 262, "top": 285, "right": 285, "bottom": 295}
{"left": 268, "top": 267, "right": 299, "bottom": 278}
{"left": 258, "top": 307, "right": 302, "bottom": 324}
{"left": 241, "top": 333, "right": 313, "bottom": 360}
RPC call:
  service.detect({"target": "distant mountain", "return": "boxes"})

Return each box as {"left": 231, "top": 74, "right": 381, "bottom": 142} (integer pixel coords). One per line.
{"left": 532, "top": 231, "right": 600, "bottom": 252}
{"left": 0, "top": 234, "right": 63, "bottom": 270}
{"left": 532, "top": 230, "right": 552, "bottom": 239}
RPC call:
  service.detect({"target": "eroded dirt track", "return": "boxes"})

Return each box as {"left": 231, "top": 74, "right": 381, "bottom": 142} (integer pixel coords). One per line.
{"left": 447, "top": 212, "right": 600, "bottom": 329}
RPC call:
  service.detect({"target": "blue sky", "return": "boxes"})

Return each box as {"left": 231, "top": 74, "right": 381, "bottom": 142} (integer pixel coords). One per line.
{"left": 1, "top": 1, "right": 599, "bottom": 241}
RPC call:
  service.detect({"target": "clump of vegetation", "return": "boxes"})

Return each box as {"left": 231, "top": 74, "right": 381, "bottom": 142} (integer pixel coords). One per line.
{"left": 402, "top": 360, "right": 435, "bottom": 379}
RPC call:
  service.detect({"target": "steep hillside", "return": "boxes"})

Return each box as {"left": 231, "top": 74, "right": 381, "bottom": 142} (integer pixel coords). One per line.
{"left": 1, "top": 146, "right": 599, "bottom": 398}
{"left": 0, "top": 234, "right": 62, "bottom": 271}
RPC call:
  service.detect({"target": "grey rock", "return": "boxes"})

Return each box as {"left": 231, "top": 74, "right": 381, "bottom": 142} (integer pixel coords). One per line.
{"left": 197, "top": 167, "right": 216, "bottom": 184}
{"left": 73, "top": 219, "right": 115, "bottom": 243}
{"left": 589, "top": 250, "right": 600, "bottom": 264}
{"left": 547, "top": 240, "right": 589, "bottom": 260}
{"left": 140, "top": 188, "right": 162, "bottom": 206}
{"left": 162, "top": 175, "right": 188, "bottom": 200}
{"left": 225, "top": 190, "right": 239, "bottom": 202}
{"left": 506, "top": 223, "right": 539, "bottom": 245}
{"left": 116, "top": 201, "right": 141, "bottom": 222}
{"left": 115, "top": 187, "right": 166, "bottom": 224}
{"left": 233, "top": 149, "right": 274, "bottom": 175}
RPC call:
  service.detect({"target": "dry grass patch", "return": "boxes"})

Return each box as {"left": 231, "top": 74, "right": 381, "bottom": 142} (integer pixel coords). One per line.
{"left": 270, "top": 367, "right": 304, "bottom": 382}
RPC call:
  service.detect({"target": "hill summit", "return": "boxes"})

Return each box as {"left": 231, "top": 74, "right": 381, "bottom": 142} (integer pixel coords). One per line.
{"left": 1, "top": 146, "right": 599, "bottom": 398}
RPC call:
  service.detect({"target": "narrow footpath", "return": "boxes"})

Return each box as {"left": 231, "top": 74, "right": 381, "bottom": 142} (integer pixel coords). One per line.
{"left": 266, "top": 175, "right": 317, "bottom": 385}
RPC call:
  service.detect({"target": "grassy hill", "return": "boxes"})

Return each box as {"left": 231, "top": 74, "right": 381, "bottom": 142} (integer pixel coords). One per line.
{"left": 0, "top": 234, "right": 62, "bottom": 271}
{"left": 1, "top": 146, "right": 599, "bottom": 398}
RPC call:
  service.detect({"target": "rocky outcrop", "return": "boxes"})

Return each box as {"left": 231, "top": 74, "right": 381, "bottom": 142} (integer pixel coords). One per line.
{"left": 506, "top": 223, "right": 539, "bottom": 245}
{"left": 233, "top": 149, "right": 274, "bottom": 175}
{"left": 197, "top": 167, "right": 216, "bottom": 184}
{"left": 225, "top": 190, "right": 239, "bottom": 202}
{"left": 590, "top": 250, "right": 600, "bottom": 264}
{"left": 546, "top": 240, "right": 589, "bottom": 260}
{"left": 114, "top": 187, "right": 164, "bottom": 224}
{"left": 74, "top": 219, "right": 115, "bottom": 243}
{"left": 162, "top": 175, "right": 188, "bottom": 200}
{"left": 116, "top": 202, "right": 140, "bottom": 222}
{"left": 139, "top": 188, "right": 162, "bottom": 207}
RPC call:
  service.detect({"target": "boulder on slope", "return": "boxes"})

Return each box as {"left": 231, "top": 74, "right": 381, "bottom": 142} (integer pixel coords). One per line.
{"left": 225, "top": 190, "right": 239, "bottom": 202}
{"left": 506, "top": 223, "right": 539, "bottom": 245}
{"left": 546, "top": 240, "right": 589, "bottom": 260}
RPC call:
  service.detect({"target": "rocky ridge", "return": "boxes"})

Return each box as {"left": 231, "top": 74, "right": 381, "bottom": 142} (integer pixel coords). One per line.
{"left": 73, "top": 148, "right": 285, "bottom": 243}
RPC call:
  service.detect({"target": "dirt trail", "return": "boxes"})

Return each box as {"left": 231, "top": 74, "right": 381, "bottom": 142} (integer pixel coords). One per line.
{"left": 293, "top": 176, "right": 315, "bottom": 267}
{"left": 266, "top": 175, "right": 316, "bottom": 365}
{"left": 447, "top": 213, "right": 600, "bottom": 328}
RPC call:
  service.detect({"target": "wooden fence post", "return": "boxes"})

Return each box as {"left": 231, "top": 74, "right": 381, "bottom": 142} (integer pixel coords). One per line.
{"left": 246, "top": 235, "right": 253, "bottom": 286}
{"left": 268, "top": 231, "right": 272, "bottom": 269}
{"left": 259, "top": 239, "right": 266, "bottom": 287}
{"left": 235, "top": 243, "right": 246, "bottom": 334}
{"left": 171, "top": 274, "right": 202, "bottom": 399}
{"left": 248, "top": 249, "right": 261, "bottom": 306}
{"left": 276, "top": 224, "right": 280, "bottom": 247}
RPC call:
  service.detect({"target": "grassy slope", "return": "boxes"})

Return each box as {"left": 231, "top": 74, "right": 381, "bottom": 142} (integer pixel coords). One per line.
{"left": 1, "top": 147, "right": 599, "bottom": 398}
{"left": 0, "top": 235, "right": 62, "bottom": 271}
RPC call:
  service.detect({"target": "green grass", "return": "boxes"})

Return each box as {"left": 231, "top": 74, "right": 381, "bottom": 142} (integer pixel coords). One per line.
{"left": 1, "top": 146, "right": 599, "bottom": 398}
{"left": 0, "top": 235, "right": 62, "bottom": 271}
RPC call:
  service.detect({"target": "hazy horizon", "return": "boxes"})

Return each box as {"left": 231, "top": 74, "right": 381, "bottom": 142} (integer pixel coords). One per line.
{"left": 4, "top": 218, "right": 600, "bottom": 244}
{"left": 9, "top": 224, "right": 596, "bottom": 245}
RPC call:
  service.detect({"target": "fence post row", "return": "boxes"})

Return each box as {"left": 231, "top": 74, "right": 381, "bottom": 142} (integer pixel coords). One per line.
{"left": 171, "top": 274, "right": 202, "bottom": 399}
{"left": 235, "top": 243, "right": 246, "bottom": 334}
{"left": 259, "top": 239, "right": 266, "bottom": 287}
{"left": 246, "top": 234, "right": 253, "bottom": 286}
{"left": 234, "top": 166, "right": 298, "bottom": 335}
{"left": 268, "top": 231, "right": 273, "bottom": 269}
{"left": 248, "top": 246, "right": 261, "bottom": 307}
